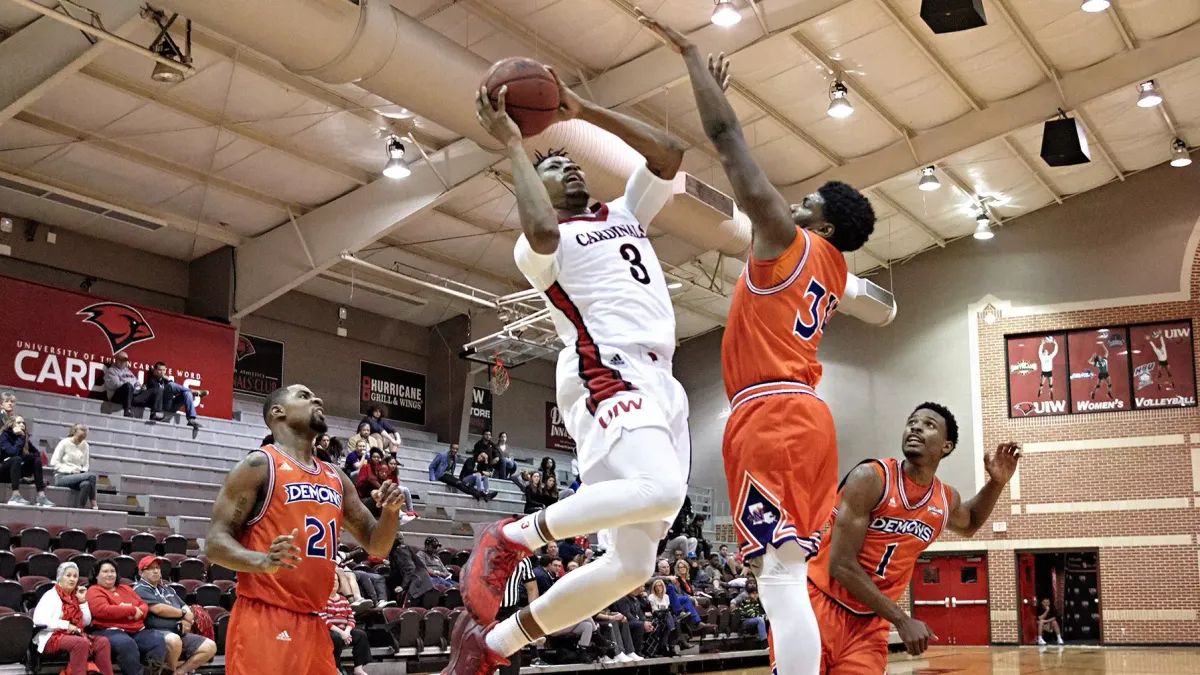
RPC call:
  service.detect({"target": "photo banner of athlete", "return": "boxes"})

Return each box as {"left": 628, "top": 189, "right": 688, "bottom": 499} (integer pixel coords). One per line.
{"left": 1006, "top": 332, "right": 1069, "bottom": 417}
{"left": 233, "top": 334, "right": 284, "bottom": 397}
{"left": 1067, "top": 327, "right": 1131, "bottom": 414}
{"left": 0, "top": 274, "right": 235, "bottom": 418}
{"left": 359, "top": 360, "right": 426, "bottom": 425}
{"left": 545, "top": 401, "right": 576, "bottom": 451}
{"left": 1129, "top": 321, "right": 1196, "bottom": 409}
{"left": 469, "top": 387, "right": 492, "bottom": 435}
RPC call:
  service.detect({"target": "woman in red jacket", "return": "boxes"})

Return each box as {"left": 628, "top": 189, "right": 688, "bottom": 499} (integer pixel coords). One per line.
{"left": 85, "top": 560, "right": 167, "bottom": 675}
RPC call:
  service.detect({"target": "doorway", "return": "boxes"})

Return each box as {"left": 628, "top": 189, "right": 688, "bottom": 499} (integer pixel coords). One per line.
{"left": 912, "top": 554, "right": 990, "bottom": 645}
{"left": 1016, "top": 550, "right": 1101, "bottom": 645}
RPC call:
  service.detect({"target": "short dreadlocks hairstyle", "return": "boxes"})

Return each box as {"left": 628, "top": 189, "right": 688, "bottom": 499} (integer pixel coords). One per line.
{"left": 817, "top": 180, "right": 875, "bottom": 253}
{"left": 911, "top": 401, "right": 958, "bottom": 453}
{"left": 534, "top": 147, "right": 570, "bottom": 171}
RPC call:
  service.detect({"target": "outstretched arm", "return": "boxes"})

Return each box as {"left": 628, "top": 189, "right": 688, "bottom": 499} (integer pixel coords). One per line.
{"left": 476, "top": 86, "right": 560, "bottom": 255}
{"left": 947, "top": 442, "right": 1021, "bottom": 537}
{"left": 638, "top": 10, "right": 795, "bottom": 260}
{"left": 339, "top": 469, "right": 404, "bottom": 558}
{"left": 205, "top": 452, "right": 301, "bottom": 573}
{"left": 828, "top": 464, "right": 934, "bottom": 656}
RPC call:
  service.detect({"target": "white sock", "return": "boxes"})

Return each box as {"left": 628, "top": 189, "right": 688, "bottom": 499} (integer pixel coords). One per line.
{"left": 756, "top": 543, "right": 820, "bottom": 675}
{"left": 502, "top": 513, "right": 550, "bottom": 552}
{"left": 485, "top": 612, "right": 536, "bottom": 657}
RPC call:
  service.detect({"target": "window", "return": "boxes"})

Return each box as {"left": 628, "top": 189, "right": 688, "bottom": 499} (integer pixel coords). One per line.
{"left": 922, "top": 567, "right": 939, "bottom": 584}
{"left": 961, "top": 566, "right": 978, "bottom": 584}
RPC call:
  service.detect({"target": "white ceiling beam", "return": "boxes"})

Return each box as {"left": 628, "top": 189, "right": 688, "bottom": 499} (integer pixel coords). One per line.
{"left": 726, "top": 80, "right": 843, "bottom": 167}
{"left": 858, "top": 245, "right": 890, "bottom": 269}
{"left": 77, "top": 66, "right": 376, "bottom": 186}
{"left": 748, "top": 1, "right": 771, "bottom": 36}
{"left": 939, "top": 166, "right": 997, "bottom": 225}
{"left": 872, "top": 0, "right": 984, "bottom": 112}
{"left": 1000, "top": 135, "right": 1063, "bottom": 205}
{"left": 868, "top": 188, "right": 946, "bottom": 247}
{"left": 181, "top": 27, "right": 447, "bottom": 153}
{"left": 0, "top": 159, "right": 243, "bottom": 246}
{"left": 13, "top": 110, "right": 307, "bottom": 214}
{"left": 584, "top": 0, "right": 856, "bottom": 109}
{"left": 1107, "top": 4, "right": 1138, "bottom": 51}
{"left": 778, "top": 20, "right": 1200, "bottom": 201}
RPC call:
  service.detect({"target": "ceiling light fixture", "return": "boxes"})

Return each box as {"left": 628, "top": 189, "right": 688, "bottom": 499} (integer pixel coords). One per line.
{"left": 383, "top": 136, "right": 411, "bottom": 179}
{"left": 827, "top": 81, "right": 854, "bottom": 119}
{"left": 1170, "top": 138, "right": 1192, "bottom": 167}
{"left": 973, "top": 210, "right": 994, "bottom": 240}
{"left": 150, "top": 42, "right": 186, "bottom": 83}
{"left": 918, "top": 166, "right": 941, "bottom": 191}
{"left": 1136, "top": 80, "right": 1162, "bottom": 108}
{"left": 666, "top": 281, "right": 683, "bottom": 290}
{"left": 711, "top": 0, "right": 742, "bottom": 27}
{"left": 1081, "top": 0, "right": 1110, "bottom": 12}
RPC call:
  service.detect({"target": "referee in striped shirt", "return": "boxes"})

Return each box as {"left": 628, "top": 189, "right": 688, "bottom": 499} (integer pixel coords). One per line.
{"left": 499, "top": 555, "right": 538, "bottom": 675}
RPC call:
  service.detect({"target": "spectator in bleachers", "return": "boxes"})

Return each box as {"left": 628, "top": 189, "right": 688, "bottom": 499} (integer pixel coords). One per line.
{"left": 492, "top": 432, "right": 516, "bottom": 479}
{"left": 716, "top": 544, "right": 730, "bottom": 570}
{"left": 531, "top": 554, "right": 597, "bottom": 663}
{"left": 145, "top": 361, "right": 205, "bottom": 429}
{"left": 357, "top": 450, "right": 417, "bottom": 525}
{"left": 428, "top": 443, "right": 495, "bottom": 501}
{"left": 0, "top": 391, "right": 15, "bottom": 428}
{"left": 734, "top": 581, "right": 767, "bottom": 645}
{"left": 321, "top": 574, "right": 372, "bottom": 675}
{"left": 700, "top": 555, "right": 725, "bottom": 593}
{"left": 473, "top": 430, "right": 497, "bottom": 462}
{"left": 343, "top": 436, "right": 368, "bottom": 478}
{"left": 387, "top": 536, "right": 436, "bottom": 607}
{"left": 596, "top": 596, "right": 642, "bottom": 663}
{"left": 3, "top": 415, "right": 53, "bottom": 506}
{"left": 360, "top": 404, "right": 403, "bottom": 452}
{"left": 335, "top": 548, "right": 394, "bottom": 609}
{"left": 669, "top": 560, "right": 713, "bottom": 634}
{"left": 645, "top": 579, "right": 677, "bottom": 653}
{"left": 608, "top": 587, "right": 651, "bottom": 660}
{"left": 333, "top": 566, "right": 375, "bottom": 612}
{"left": 102, "top": 352, "right": 156, "bottom": 417}
{"left": 416, "top": 537, "right": 457, "bottom": 590}
{"left": 513, "top": 470, "right": 543, "bottom": 514}
{"left": 50, "top": 423, "right": 98, "bottom": 510}
{"left": 531, "top": 555, "right": 561, "bottom": 596}
{"left": 542, "top": 475, "right": 562, "bottom": 507}
{"left": 33, "top": 562, "right": 114, "bottom": 675}
{"left": 133, "top": 557, "right": 216, "bottom": 673}
{"left": 86, "top": 559, "right": 168, "bottom": 675}
{"left": 459, "top": 449, "right": 492, "bottom": 497}
{"left": 314, "top": 434, "right": 335, "bottom": 463}
{"left": 557, "top": 536, "right": 589, "bottom": 568}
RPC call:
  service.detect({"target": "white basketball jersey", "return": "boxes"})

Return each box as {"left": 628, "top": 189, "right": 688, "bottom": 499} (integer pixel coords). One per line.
{"left": 514, "top": 163, "right": 677, "bottom": 360}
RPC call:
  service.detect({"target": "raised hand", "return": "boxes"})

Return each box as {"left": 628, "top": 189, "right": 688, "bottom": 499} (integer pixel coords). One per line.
{"left": 257, "top": 529, "right": 302, "bottom": 573}
{"left": 708, "top": 52, "right": 731, "bottom": 92}
{"left": 545, "top": 66, "right": 585, "bottom": 123}
{"left": 635, "top": 7, "right": 693, "bottom": 53}
{"left": 372, "top": 481, "right": 407, "bottom": 514}
{"left": 985, "top": 442, "right": 1022, "bottom": 485}
{"left": 474, "top": 85, "right": 522, "bottom": 146}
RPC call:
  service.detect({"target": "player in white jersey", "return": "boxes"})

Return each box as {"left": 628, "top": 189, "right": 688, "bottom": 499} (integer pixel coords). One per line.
{"left": 1036, "top": 336, "right": 1057, "bottom": 399}
{"left": 1147, "top": 333, "right": 1175, "bottom": 390}
{"left": 443, "top": 71, "right": 689, "bottom": 675}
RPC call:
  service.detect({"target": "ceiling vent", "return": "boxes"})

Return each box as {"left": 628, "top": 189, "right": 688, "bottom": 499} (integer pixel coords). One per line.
{"left": 0, "top": 171, "right": 164, "bottom": 231}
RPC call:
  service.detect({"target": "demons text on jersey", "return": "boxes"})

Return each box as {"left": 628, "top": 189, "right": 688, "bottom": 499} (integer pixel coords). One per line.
{"left": 284, "top": 482, "right": 343, "bottom": 509}
{"left": 574, "top": 223, "right": 648, "bottom": 247}
{"left": 868, "top": 516, "right": 934, "bottom": 542}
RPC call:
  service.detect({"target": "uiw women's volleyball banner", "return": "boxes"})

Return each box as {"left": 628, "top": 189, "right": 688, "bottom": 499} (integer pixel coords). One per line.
{"left": 0, "top": 275, "right": 236, "bottom": 418}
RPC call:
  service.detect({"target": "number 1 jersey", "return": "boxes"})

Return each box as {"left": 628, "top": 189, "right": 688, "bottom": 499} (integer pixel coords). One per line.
{"left": 515, "top": 162, "right": 678, "bottom": 360}
{"left": 236, "top": 444, "right": 344, "bottom": 614}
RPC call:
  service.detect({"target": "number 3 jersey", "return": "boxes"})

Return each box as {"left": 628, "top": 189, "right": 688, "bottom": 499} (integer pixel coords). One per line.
{"left": 236, "top": 444, "right": 344, "bottom": 614}
{"left": 808, "top": 457, "right": 950, "bottom": 615}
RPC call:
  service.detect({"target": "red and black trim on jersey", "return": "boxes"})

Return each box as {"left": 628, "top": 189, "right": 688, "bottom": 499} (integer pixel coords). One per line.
{"left": 543, "top": 281, "right": 635, "bottom": 414}
{"left": 558, "top": 203, "right": 609, "bottom": 223}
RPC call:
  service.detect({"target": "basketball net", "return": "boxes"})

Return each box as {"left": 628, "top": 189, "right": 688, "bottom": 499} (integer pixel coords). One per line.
{"left": 489, "top": 354, "right": 511, "bottom": 396}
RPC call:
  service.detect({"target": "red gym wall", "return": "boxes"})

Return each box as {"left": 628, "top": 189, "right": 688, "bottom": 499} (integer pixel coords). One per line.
{"left": 933, "top": 243, "right": 1200, "bottom": 644}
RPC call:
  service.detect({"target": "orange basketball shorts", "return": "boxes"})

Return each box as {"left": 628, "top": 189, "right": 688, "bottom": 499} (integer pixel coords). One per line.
{"left": 226, "top": 596, "right": 337, "bottom": 675}
{"left": 809, "top": 581, "right": 889, "bottom": 675}
{"left": 723, "top": 388, "right": 838, "bottom": 561}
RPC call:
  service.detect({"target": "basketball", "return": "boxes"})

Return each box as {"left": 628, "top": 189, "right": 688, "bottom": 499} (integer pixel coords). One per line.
{"left": 483, "top": 57, "right": 560, "bottom": 137}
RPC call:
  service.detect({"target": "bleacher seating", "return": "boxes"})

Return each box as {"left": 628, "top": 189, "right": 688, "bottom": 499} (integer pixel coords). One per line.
{"left": 0, "top": 386, "right": 767, "bottom": 673}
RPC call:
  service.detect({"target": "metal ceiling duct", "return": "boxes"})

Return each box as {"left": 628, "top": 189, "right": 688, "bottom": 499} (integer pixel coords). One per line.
{"left": 154, "top": 0, "right": 895, "bottom": 326}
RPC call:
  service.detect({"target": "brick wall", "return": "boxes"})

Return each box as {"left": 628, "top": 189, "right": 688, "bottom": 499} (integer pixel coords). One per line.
{"left": 932, "top": 243, "right": 1200, "bottom": 644}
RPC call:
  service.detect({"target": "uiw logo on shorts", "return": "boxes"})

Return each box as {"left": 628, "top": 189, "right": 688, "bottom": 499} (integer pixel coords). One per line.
{"left": 597, "top": 398, "right": 643, "bottom": 429}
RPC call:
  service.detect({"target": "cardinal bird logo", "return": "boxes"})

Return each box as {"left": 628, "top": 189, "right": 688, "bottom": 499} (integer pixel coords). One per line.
{"left": 1012, "top": 402, "right": 1037, "bottom": 416}
{"left": 236, "top": 335, "right": 256, "bottom": 362}
{"left": 77, "top": 302, "right": 155, "bottom": 355}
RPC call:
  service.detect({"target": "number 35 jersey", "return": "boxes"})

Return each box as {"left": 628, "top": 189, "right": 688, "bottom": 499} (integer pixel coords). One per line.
{"left": 515, "top": 162, "right": 678, "bottom": 363}
{"left": 236, "top": 444, "right": 344, "bottom": 614}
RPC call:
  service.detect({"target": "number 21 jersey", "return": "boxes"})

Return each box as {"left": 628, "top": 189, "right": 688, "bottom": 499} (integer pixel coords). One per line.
{"left": 236, "top": 444, "right": 344, "bottom": 614}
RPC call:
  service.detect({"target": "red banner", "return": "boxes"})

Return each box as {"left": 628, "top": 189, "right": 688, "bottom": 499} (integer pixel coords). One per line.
{"left": 1067, "top": 327, "right": 1132, "bottom": 414}
{"left": 1006, "top": 332, "right": 1069, "bottom": 417}
{"left": 0, "top": 275, "right": 235, "bottom": 418}
{"left": 545, "top": 402, "right": 575, "bottom": 451}
{"left": 1129, "top": 321, "right": 1196, "bottom": 409}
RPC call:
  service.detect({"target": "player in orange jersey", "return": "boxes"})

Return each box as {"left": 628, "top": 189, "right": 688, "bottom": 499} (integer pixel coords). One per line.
{"left": 205, "top": 384, "right": 407, "bottom": 675}
{"left": 639, "top": 11, "right": 876, "bottom": 675}
{"left": 808, "top": 403, "right": 1020, "bottom": 673}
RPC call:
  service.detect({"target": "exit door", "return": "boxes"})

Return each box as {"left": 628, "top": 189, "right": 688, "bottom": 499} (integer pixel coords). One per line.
{"left": 912, "top": 555, "right": 990, "bottom": 646}
{"left": 1017, "top": 553, "right": 1039, "bottom": 644}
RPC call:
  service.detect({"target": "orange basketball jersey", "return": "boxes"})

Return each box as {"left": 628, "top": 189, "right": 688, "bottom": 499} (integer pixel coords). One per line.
{"left": 722, "top": 227, "right": 847, "bottom": 402}
{"left": 809, "top": 457, "right": 949, "bottom": 615}
{"left": 237, "top": 444, "right": 344, "bottom": 614}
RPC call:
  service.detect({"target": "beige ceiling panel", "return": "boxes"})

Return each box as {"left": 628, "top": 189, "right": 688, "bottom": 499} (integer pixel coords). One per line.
{"left": 277, "top": 111, "right": 391, "bottom": 174}
{"left": 941, "top": 138, "right": 1051, "bottom": 214}
{"left": 1009, "top": 0, "right": 1123, "bottom": 72}
{"left": 743, "top": 118, "right": 831, "bottom": 184}
{"left": 26, "top": 74, "right": 144, "bottom": 132}
{"left": 908, "top": 6, "right": 1043, "bottom": 101}
{"left": 101, "top": 104, "right": 226, "bottom": 171}
{"left": 870, "top": 220, "right": 934, "bottom": 260}
{"left": 1117, "top": 0, "right": 1200, "bottom": 40}
{"left": 1081, "top": 87, "right": 1174, "bottom": 172}
{"left": 35, "top": 144, "right": 194, "bottom": 204}
{"left": 487, "top": 0, "right": 653, "bottom": 72}
{"left": 0, "top": 119, "right": 71, "bottom": 167}
{"left": 214, "top": 148, "right": 357, "bottom": 207}
{"left": 423, "top": 2, "right": 502, "bottom": 50}
{"left": 877, "top": 170, "right": 977, "bottom": 236}
{"left": 156, "top": 185, "right": 282, "bottom": 237}
{"left": 208, "top": 134, "right": 264, "bottom": 173}
{"left": 1153, "top": 56, "right": 1200, "bottom": 148}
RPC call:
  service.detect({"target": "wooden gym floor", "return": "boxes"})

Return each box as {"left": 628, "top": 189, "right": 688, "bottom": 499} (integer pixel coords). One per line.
{"left": 706, "top": 645, "right": 1200, "bottom": 674}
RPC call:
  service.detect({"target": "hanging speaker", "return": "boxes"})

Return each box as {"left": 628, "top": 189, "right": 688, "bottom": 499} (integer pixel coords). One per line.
{"left": 1040, "top": 118, "right": 1092, "bottom": 167}
{"left": 920, "top": 0, "right": 987, "bottom": 34}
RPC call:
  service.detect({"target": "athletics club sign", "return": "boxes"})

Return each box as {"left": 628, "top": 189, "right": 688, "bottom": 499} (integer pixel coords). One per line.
{"left": 0, "top": 275, "right": 235, "bottom": 418}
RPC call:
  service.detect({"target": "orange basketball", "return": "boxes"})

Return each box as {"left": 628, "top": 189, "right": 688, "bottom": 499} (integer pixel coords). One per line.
{"left": 483, "top": 57, "right": 560, "bottom": 138}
